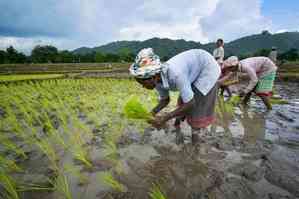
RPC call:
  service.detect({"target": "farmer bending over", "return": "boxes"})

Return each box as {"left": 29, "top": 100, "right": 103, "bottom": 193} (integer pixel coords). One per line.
{"left": 223, "top": 56, "right": 277, "bottom": 110}
{"left": 129, "top": 48, "right": 221, "bottom": 144}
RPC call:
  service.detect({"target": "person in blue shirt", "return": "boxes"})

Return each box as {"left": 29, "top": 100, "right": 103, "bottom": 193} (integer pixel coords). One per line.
{"left": 130, "top": 48, "right": 221, "bottom": 145}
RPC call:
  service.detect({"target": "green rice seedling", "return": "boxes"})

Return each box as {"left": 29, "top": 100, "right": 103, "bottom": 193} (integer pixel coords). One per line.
{"left": 270, "top": 98, "right": 289, "bottom": 105}
{"left": 63, "top": 163, "right": 89, "bottom": 186}
{"left": 123, "top": 96, "right": 152, "bottom": 120}
{"left": 52, "top": 173, "right": 72, "bottom": 199}
{"left": 227, "top": 95, "right": 241, "bottom": 106}
{"left": 0, "top": 171, "right": 19, "bottom": 199}
{"left": 98, "top": 171, "right": 126, "bottom": 192}
{"left": 0, "top": 155, "right": 22, "bottom": 172}
{"left": 17, "top": 183, "right": 53, "bottom": 192}
{"left": 35, "top": 138, "right": 59, "bottom": 170}
{"left": 149, "top": 183, "right": 167, "bottom": 199}
{"left": 72, "top": 147, "right": 92, "bottom": 168}
{"left": 103, "top": 139, "right": 118, "bottom": 161}
{"left": 0, "top": 134, "right": 26, "bottom": 158}
{"left": 69, "top": 130, "right": 92, "bottom": 168}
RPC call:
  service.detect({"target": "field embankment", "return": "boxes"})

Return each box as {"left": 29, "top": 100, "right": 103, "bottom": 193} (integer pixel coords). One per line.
{"left": 0, "top": 61, "right": 299, "bottom": 82}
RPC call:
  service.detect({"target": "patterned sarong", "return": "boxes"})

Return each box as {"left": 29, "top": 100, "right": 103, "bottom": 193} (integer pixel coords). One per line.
{"left": 255, "top": 71, "right": 276, "bottom": 97}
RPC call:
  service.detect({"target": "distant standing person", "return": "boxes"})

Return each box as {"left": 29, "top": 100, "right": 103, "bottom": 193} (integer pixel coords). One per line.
{"left": 213, "top": 39, "right": 225, "bottom": 65}
{"left": 223, "top": 56, "right": 277, "bottom": 110}
{"left": 129, "top": 48, "right": 220, "bottom": 145}
{"left": 268, "top": 46, "right": 278, "bottom": 64}
{"left": 213, "top": 38, "right": 231, "bottom": 96}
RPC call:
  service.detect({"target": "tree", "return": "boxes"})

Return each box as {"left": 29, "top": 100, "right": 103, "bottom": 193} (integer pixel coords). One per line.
{"left": 118, "top": 48, "right": 134, "bottom": 62}
{"left": 261, "top": 30, "right": 271, "bottom": 36}
{"left": 56, "top": 50, "right": 74, "bottom": 63}
{"left": 31, "top": 45, "right": 58, "bottom": 63}
{"left": 253, "top": 48, "right": 271, "bottom": 57}
{"left": 15, "top": 52, "right": 27, "bottom": 63}
{"left": 0, "top": 50, "right": 7, "bottom": 64}
{"left": 95, "top": 52, "right": 105, "bottom": 63}
{"left": 278, "top": 48, "right": 299, "bottom": 61}
{"left": 103, "top": 53, "right": 120, "bottom": 62}
{"left": 79, "top": 52, "right": 96, "bottom": 63}
{"left": 6, "top": 46, "right": 19, "bottom": 63}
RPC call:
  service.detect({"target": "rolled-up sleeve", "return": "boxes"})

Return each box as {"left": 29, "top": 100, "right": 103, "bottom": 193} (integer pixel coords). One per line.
{"left": 176, "top": 75, "right": 194, "bottom": 103}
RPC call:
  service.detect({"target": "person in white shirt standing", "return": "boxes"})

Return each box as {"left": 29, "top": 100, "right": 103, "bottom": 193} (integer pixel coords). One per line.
{"left": 214, "top": 39, "right": 232, "bottom": 97}
{"left": 213, "top": 39, "right": 225, "bottom": 65}
{"left": 268, "top": 46, "right": 278, "bottom": 64}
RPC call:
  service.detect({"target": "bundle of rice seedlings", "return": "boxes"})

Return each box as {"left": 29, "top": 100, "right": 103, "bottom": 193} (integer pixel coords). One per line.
{"left": 123, "top": 96, "right": 152, "bottom": 120}
{"left": 227, "top": 95, "right": 241, "bottom": 106}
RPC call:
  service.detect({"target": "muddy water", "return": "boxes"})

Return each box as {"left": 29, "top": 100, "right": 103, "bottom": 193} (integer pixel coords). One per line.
{"left": 20, "top": 82, "right": 299, "bottom": 199}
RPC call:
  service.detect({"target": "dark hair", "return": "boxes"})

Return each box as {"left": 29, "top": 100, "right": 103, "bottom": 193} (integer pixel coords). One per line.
{"left": 217, "top": 39, "right": 224, "bottom": 43}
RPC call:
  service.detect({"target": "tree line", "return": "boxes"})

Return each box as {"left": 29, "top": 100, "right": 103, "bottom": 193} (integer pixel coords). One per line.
{"left": 0, "top": 45, "right": 136, "bottom": 64}
{"left": 0, "top": 45, "right": 299, "bottom": 64}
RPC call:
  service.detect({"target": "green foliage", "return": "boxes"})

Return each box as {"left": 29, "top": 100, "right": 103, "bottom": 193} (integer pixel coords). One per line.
{"left": 0, "top": 171, "right": 19, "bottom": 199}
{"left": 123, "top": 96, "right": 152, "bottom": 120}
{"left": 253, "top": 48, "right": 271, "bottom": 57}
{"left": 270, "top": 98, "right": 289, "bottom": 105}
{"left": 73, "top": 32, "right": 299, "bottom": 61}
{"left": 227, "top": 95, "right": 241, "bottom": 106}
{"left": 149, "top": 183, "right": 167, "bottom": 199}
{"left": 0, "top": 46, "right": 27, "bottom": 64}
{"left": 98, "top": 172, "right": 126, "bottom": 192}
{"left": 278, "top": 48, "right": 299, "bottom": 61}
{"left": 31, "top": 45, "right": 59, "bottom": 63}
{"left": 52, "top": 173, "right": 72, "bottom": 199}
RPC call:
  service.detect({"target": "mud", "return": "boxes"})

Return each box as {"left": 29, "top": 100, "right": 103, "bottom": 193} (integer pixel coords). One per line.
{"left": 7, "top": 82, "right": 299, "bottom": 199}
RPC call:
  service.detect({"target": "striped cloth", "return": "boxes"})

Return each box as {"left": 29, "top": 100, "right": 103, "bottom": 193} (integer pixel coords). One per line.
{"left": 255, "top": 71, "right": 276, "bottom": 96}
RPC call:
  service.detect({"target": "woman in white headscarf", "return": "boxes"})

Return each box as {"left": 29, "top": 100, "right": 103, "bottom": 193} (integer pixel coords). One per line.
{"left": 223, "top": 56, "right": 277, "bottom": 110}
{"left": 130, "top": 48, "right": 221, "bottom": 144}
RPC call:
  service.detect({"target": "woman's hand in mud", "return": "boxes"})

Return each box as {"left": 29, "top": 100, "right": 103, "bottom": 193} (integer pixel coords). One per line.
{"left": 239, "top": 90, "right": 246, "bottom": 98}
{"left": 147, "top": 114, "right": 168, "bottom": 130}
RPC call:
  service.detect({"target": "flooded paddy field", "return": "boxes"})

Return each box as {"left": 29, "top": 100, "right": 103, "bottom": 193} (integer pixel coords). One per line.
{"left": 0, "top": 78, "right": 298, "bottom": 199}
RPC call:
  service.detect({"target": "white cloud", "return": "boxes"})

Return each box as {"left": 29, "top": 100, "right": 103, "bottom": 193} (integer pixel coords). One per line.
{"left": 0, "top": 0, "right": 275, "bottom": 53}
{"left": 200, "top": 0, "right": 272, "bottom": 42}
{"left": 0, "top": 36, "right": 80, "bottom": 55}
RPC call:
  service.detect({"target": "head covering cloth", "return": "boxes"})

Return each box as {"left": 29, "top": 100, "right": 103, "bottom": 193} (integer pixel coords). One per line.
{"left": 129, "top": 48, "right": 164, "bottom": 79}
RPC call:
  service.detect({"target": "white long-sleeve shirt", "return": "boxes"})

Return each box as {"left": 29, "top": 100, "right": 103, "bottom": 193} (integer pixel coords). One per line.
{"left": 213, "top": 46, "right": 224, "bottom": 63}
{"left": 239, "top": 57, "right": 277, "bottom": 93}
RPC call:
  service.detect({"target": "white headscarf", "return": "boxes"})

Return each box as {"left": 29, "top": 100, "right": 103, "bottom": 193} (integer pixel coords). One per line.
{"left": 223, "top": 56, "right": 239, "bottom": 68}
{"left": 129, "top": 48, "right": 164, "bottom": 79}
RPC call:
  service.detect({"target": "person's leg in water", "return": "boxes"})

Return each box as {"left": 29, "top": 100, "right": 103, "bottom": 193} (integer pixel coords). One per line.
{"left": 191, "top": 128, "right": 203, "bottom": 145}
{"left": 174, "top": 117, "right": 185, "bottom": 144}
{"left": 220, "top": 86, "right": 225, "bottom": 96}
{"left": 242, "top": 91, "right": 253, "bottom": 107}
{"left": 259, "top": 95, "right": 272, "bottom": 110}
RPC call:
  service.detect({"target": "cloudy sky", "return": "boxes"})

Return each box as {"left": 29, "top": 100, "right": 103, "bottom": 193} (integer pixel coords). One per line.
{"left": 0, "top": 0, "right": 298, "bottom": 54}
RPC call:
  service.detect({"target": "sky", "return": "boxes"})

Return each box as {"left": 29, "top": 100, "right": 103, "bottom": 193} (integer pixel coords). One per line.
{"left": 0, "top": 0, "right": 298, "bottom": 54}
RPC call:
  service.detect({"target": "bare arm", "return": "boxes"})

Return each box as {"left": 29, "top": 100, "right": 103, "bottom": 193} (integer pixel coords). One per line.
{"left": 151, "top": 97, "right": 170, "bottom": 115}
{"left": 218, "top": 72, "right": 233, "bottom": 84}
{"left": 164, "top": 98, "right": 195, "bottom": 121}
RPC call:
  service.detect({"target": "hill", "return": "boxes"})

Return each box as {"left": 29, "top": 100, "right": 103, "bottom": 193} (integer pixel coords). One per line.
{"left": 73, "top": 31, "right": 299, "bottom": 58}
